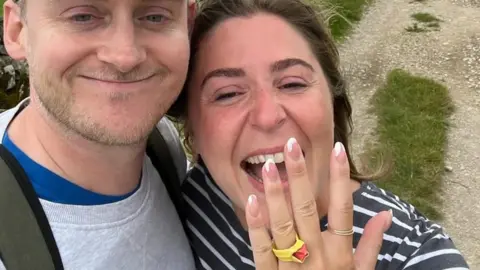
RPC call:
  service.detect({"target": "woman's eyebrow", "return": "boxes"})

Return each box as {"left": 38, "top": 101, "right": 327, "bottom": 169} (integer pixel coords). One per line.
{"left": 201, "top": 68, "right": 246, "bottom": 88}
{"left": 200, "top": 58, "right": 313, "bottom": 88}
{"left": 270, "top": 58, "right": 314, "bottom": 73}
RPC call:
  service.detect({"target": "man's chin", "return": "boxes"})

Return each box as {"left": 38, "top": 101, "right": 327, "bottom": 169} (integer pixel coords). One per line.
{"left": 65, "top": 120, "right": 153, "bottom": 146}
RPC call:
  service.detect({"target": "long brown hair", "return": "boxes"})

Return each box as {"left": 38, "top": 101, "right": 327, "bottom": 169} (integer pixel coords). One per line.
{"left": 168, "top": 0, "right": 378, "bottom": 181}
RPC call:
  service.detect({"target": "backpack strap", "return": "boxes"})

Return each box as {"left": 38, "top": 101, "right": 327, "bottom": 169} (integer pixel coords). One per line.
{"left": 0, "top": 118, "right": 186, "bottom": 270}
{"left": 146, "top": 121, "right": 187, "bottom": 225}
{"left": 0, "top": 145, "right": 63, "bottom": 270}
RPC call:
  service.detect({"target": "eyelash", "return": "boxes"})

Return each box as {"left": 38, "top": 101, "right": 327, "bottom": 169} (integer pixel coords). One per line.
{"left": 70, "top": 13, "right": 97, "bottom": 24}
{"left": 279, "top": 82, "right": 308, "bottom": 89}
{"left": 68, "top": 12, "right": 170, "bottom": 26}
{"left": 139, "top": 14, "right": 169, "bottom": 24}
{"left": 213, "top": 81, "right": 308, "bottom": 103}
{"left": 215, "top": 91, "right": 244, "bottom": 101}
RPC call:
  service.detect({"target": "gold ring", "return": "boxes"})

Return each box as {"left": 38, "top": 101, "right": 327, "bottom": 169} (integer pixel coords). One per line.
{"left": 330, "top": 228, "right": 354, "bottom": 236}
{"left": 272, "top": 234, "right": 309, "bottom": 263}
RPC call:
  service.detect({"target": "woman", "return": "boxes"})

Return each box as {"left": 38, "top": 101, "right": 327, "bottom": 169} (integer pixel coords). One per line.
{"left": 168, "top": 0, "right": 469, "bottom": 269}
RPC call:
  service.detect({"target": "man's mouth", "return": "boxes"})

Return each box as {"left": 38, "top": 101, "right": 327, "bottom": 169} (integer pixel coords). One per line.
{"left": 81, "top": 74, "right": 155, "bottom": 84}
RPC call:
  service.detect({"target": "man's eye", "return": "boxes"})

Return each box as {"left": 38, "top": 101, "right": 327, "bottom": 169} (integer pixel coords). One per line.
{"left": 142, "top": 14, "right": 167, "bottom": 23}
{"left": 71, "top": 14, "right": 94, "bottom": 22}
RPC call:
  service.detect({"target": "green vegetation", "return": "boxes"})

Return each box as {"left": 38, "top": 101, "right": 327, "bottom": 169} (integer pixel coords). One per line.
{"left": 308, "top": 0, "right": 373, "bottom": 41}
{"left": 406, "top": 23, "right": 429, "bottom": 33}
{"left": 406, "top": 12, "right": 442, "bottom": 32}
{"left": 366, "top": 69, "right": 454, "bottom": 220}
{"left": 412, "top": 12, "right": 442, "bottom": 23}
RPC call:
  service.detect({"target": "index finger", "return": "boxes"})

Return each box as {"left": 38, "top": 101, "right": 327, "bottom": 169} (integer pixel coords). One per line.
{"left": 245, "top": 194, "right": 277, "bottom": 270}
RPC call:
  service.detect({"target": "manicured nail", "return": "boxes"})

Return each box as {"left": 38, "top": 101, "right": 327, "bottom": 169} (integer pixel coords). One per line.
{"left": 263, "top": 158, "right": 278, "bottom": 182}
{"left": 334, "top": 142, "right": 346, "bottom": 163}
{"left": 248, "top": 194, "right": 260, "bottom": 217}
{"left": 286, "top": 137, "right": 302, "bottom": 161}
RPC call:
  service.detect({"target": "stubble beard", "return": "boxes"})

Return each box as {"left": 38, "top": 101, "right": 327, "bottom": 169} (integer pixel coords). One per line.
{"left": 28, "top": 66, "right": 169, "bottom": 147}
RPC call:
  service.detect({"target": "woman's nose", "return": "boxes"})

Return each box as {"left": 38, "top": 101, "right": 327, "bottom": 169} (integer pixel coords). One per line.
{"left": 249, "top": 89, "right": 286, "bottom": 132}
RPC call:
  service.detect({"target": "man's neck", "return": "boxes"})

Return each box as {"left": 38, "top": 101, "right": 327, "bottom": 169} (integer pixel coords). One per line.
{"left": 7, "top": 103, "right": 146, "bottom": 196}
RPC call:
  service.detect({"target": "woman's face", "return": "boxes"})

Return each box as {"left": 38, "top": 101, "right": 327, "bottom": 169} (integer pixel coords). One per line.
{"left": 187, "top": 13, "right": 334, "bottom": 223}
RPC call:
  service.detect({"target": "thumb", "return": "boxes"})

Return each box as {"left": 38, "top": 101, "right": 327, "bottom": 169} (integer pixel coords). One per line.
{"left": 353, "top": 210, "right": 393, "bottom": 270}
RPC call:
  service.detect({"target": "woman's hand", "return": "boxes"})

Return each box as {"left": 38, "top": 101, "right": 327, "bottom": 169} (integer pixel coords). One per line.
{"left": 245, "top": 138, "right": 393, "bottom": 270}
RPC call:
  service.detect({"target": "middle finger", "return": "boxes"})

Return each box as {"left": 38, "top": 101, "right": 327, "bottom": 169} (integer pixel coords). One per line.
{"left": 263, "top": 159, "right": 297, "bottom": 251}
{"left": 284, "top": 137, "right": 323, "bottom": 252}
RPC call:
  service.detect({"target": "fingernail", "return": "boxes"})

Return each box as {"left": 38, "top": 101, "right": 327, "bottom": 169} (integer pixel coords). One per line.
{"left": 334, "top": 142, "right": 346, "bottom": 163}
{"left": 388, "top": 209, "right": 393, "bottom": 217}
{"left": 286, "top": 137, "right": 302, "bottom": 161}
{"left": 263, "top": 158, "right": 278, "bottom": 182}
{"left": 248, "top": 194, "right": 260, "bottom": 217}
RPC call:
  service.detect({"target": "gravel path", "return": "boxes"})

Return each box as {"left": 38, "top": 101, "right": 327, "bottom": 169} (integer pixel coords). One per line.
{"left": 337, "top": 0, "right": 480, "bottom": 268}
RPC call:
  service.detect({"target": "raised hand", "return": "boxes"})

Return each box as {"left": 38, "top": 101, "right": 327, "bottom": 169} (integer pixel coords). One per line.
{"left": 245, "top": 138, "right": 393, "bottom": 270}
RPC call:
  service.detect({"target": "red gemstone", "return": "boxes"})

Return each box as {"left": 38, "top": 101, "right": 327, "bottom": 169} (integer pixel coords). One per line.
{"left": 293, "top": 244, "right": 309, "bottom": 262}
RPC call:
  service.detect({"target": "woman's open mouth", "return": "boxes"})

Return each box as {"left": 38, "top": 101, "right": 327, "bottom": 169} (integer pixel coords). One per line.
{"left": 240, "top": 151, "right": 305, "bottom": 183}
{"left": 241, "top": 152, "right": 287, "bottom": 182}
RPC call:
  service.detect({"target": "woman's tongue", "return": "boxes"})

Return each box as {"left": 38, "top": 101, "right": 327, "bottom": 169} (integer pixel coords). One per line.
{"left": 251, "top": 162, "right": 288, "bottom": 181}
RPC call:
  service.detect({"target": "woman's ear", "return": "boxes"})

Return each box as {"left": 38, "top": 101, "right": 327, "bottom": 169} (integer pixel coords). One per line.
{"left": 3, "top": 0, "right": 27, "bottom": 60}
{"left": 187, "top": 0, "right": 197, "bottom": 36}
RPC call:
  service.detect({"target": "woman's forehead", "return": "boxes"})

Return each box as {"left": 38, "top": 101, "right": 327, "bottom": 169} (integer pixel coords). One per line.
{"left": 194, "top": 14, "right": 319, "bottom": 73}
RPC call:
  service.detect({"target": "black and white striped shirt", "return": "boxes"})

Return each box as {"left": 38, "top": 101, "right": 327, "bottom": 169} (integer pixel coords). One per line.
{"left": 182, "top": 163, "right": 469, "bottom": 269}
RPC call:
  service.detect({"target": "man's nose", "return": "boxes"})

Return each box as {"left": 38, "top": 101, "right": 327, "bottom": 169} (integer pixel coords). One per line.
{"left": 249, "top": 89, "right": 286, "bottom": 132}
{"left": 97, "top": 22, "right": 147, "bottom": 73}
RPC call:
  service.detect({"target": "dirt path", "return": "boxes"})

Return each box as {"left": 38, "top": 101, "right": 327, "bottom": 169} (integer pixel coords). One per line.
{"left": 337, "top": 0, "right": 480, "bottom": 268}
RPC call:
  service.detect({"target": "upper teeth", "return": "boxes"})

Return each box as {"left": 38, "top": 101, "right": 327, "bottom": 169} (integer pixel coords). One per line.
{"left": 246, "top": 153, "right": 284, "bottom": 164}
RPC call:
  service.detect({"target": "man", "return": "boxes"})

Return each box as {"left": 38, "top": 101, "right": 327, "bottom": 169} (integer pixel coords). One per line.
{"left": 1, "top": 0, "right": 196, "bottom": 268}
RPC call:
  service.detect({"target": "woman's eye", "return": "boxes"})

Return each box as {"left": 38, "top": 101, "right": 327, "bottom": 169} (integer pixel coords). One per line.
{"left": 280, "top": 82, "right": 307, "bottom": 89}
{"left": 215, "top": 92, "right": 243, "bottom": 101}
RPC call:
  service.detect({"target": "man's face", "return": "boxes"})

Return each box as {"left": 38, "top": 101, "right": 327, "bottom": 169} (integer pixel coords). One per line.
{"left": 15, "top": 0, "right": 190, "bottom": 145}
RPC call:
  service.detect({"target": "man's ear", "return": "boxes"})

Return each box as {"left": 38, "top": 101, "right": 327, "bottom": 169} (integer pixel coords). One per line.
{"left": 3, "top": 0, "right": 27, "bottom": 60}
{"left": 187, "top": 0, "right": 196, "bottom": 36}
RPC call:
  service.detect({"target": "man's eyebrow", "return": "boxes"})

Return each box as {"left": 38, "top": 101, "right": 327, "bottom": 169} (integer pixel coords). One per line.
{"left": 201, "top": 68, "right": 246, "bottom": 88}
{"left": 270, "top": 58, "right": 314, "bottom": 73}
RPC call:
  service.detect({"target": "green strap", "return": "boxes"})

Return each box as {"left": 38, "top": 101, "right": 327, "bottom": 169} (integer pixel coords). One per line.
{"left": 0, "top": 145, "right": 63, "bottom": 270}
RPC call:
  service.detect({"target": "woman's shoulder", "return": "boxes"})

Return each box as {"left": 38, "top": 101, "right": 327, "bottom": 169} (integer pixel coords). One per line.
{"left": 353, "top": 181, "right": 428, "bottom": 221}
{"left": 352, "top": 182, "right": 469, "bottom": 269}
{"left": 180, "top": 163, "right": 244, "bottom": 235}
{"left": 180, "top": 164, "right": 255, "bottom": 269}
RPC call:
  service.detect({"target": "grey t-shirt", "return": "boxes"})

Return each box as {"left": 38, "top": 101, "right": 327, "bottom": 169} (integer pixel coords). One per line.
{"left": 0, "top": 101, "right": 195, "bottom": 270}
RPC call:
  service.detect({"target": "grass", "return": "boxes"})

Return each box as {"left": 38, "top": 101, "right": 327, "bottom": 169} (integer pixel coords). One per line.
{"left": 308, "top": 0, "right": 373, "bottom": 41}
{"left": 405, "top": 23, "right": 429, "bottom": 33}
{"left": 365, "top": 69, "right": 454, "bottom": 220}
{"left": 411, "top": 12, "right": 442, "bottom": 23}
{"left": 406, "top": 12, "right": 442, "bottom": 32}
